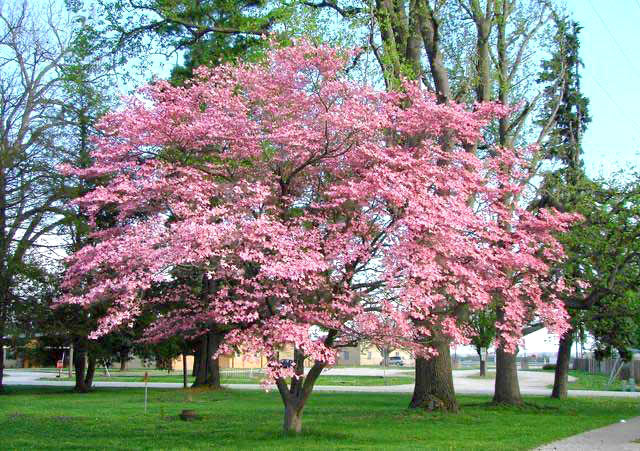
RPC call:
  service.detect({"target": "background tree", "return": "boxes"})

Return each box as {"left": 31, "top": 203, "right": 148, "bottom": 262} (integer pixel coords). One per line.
{"left": 303, "top": 0, "right": 573, "bottom": 408}
{"left": 540, "top": 173, "right": 640, "bottom": 398}
{"left": 469, "top": 309, "right": 496, "bottom": 377}
{"left": 0, "top": 1, "right": 79, "bottom": 392}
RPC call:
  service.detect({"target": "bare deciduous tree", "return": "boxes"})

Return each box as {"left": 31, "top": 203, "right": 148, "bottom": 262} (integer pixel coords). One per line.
{"left": 0, "top": 1, "right": 74, "bottom": 392}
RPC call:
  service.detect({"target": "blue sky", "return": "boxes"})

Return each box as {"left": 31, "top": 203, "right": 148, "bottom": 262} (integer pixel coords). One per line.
{"left": 56, "top": 0, "right": 634, "bottom": 355}
{"left": 505, "top": 0, "right": 640, "bottom": 354}
{"left": 565, "top": 0, "right": 640, "bottom": 177}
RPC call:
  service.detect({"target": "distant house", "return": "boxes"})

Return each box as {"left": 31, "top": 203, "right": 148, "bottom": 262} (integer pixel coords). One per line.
{"left": 336, "top": 344, "right": 412, "bottom": 366}
{"left": 169, "top": 346, "right": 297, "bottom": 371}
{"left": 168, "top": 343, "right": 414, "bottom": 370}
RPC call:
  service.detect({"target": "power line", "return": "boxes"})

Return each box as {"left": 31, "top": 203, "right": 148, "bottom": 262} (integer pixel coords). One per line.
{"left": 583, "top": 71, "right": 640, "bottom": 132}
{"left": 587, "top": 0, "right": 640, "bottom": 80}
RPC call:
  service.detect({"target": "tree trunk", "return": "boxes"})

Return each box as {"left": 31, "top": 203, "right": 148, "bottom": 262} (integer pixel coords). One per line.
{"left": 119, "top": 349, "right": 128, "bottom": 371}
{"left": 68, "top": 344, "right": 74, "bottom": 378}
{"left": 283, "top": 400, "right": 304, "bottom": 434}
{"left": 479, "top": 358, "right": 486, "bottom": 377}
{"left": 551, "top": 329, "right": 574, "bottom": 399}
{"left": 275, "top": 333, "right": 339, "bottom": 435}
{"left": 493, "top": 343, "right": 522, "bottom": 405}
{"left": 192, "top": 347, "right": 199, "bottom": 377}
{"left": 0, "top": 280, "right": 8, "bottom": 394}
{"left": 410, "top": 337, "right": 458, "bottom": 412}
{"left": 192, "top": 330, "right": 222, "bottom": 389}
{"left": 84, "top": 353, "right": 96, "bottom": 388}
{"left": 277, "top": 348, "right": 326, "bottom": 435}
{"left": 0, "top": 336, "right": 4, "bottom": 394}
{"left": 182, "top": 352, "right": 188, "bottom": 389}
{"left": 193, "top": 336, "right": 206, "bottom": 386}
{"left": 73, "top": 338, "right": 89, "bottom": 393}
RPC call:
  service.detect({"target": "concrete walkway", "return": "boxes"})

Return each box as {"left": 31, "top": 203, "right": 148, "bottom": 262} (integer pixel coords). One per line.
{"left": 536, "top": 416, "right": 640, "bottom": 450}
{"left": 4, "top": 369, "right": 640, "bottom": 397}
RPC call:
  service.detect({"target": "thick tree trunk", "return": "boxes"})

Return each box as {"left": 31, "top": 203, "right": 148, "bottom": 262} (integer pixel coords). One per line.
{"left": 84, "top": 354, "right": 96, "bottom": 388}
{"left": 193, "top": 336, "right": 206, "bottom": 386}
{"left": 493, "top": 344, "right": 522, "bottom": 405}
{"left": 192, "top": 330, "right": 222, "bottom": 389}
{"left": 277, "top": 348, "right": 325, "bottom": 435}
{"left": 73, "top": 338, "right": 89, "bottom": 393}
{"left": 119, "top": 349, "right": 128, "bottom": 371}
{"left": 276, "top": 334, "right": 338, "bottom": 435}
{"left": 551, "top": 329, "right": 574, "bottom": 399}
{"left": 192, "top": 347, "right": 199, "bottom": 377}
{"left": 283, "top": 400, "right": 304, "bottom": 434}
{"left": 410, "top": 338, "right": 458, "bottom": 412}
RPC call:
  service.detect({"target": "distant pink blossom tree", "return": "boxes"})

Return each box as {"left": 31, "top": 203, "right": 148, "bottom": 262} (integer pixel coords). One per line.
{"left": 59, "top": 41, "right": 577, "bottom": 433}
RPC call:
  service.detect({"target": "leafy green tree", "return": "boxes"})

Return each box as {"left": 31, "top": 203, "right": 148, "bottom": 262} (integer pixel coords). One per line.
{"left": 545, "top": 173, "right": 640, "bottom": 399}
{"left": 469, "top": 309, "right": 496, "bottom": 377}
{"left": 66, "top": 0, "right": 294, "bottom": 83}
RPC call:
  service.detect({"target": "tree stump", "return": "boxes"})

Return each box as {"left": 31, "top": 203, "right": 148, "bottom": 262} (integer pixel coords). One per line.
{"left": 179, "top": 409, "right": 199, "bottom": 421}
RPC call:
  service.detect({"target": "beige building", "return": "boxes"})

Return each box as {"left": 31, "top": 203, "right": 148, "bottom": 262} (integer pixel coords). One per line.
{"left": 170, "top": 345, "right": 298, "bottom": 371}
{"left": 336, "top": 344, "right": 413, "bottom": 366}
{"left": 170, "top": 343, "right": 413, "bottom": 370}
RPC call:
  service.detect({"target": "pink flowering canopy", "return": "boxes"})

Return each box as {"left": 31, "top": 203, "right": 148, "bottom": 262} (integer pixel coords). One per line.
{"left": 59, "top": 40, "right": 578, "bottom": 381}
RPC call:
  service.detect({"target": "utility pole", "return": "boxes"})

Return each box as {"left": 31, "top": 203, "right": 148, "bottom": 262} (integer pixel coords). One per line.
{"left": 68, "top": 343, "right": 74, "bottom": 378}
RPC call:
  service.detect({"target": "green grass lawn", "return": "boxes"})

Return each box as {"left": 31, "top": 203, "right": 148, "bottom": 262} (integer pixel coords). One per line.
{"left": 1, "top": 386, "right": 638, "bottom": 450}
{"left": 540, "top": 369, "right": 639, "bottom": 392}
{"left": 466, "top": 369, "right": 639, "bottom": 391}
{"left": 37, "top": 374, "right": 415, "bottom": 386}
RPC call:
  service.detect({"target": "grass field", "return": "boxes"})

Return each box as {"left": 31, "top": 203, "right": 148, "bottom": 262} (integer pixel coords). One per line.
{"left": 543, "top": 369, "right": 639, "bottom": 392}
{"left": 1, "top": 386, "right": 638, "bottom": 450}
{"left": 467, "top": 369, "right": 639, "bottom": 391}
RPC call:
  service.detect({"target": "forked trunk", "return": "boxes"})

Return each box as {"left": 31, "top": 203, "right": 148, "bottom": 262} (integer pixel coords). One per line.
{"left": 410, "top": 337, "right": 458, "bottom": 412}
{"left": 493, "top": 344, "right": 521, "bottom": 405}
{"left": 551, "top": 329, "right": 574, "bottom": 399}
{"left": 277, "top": 346, "right": 330, "bottom": 435}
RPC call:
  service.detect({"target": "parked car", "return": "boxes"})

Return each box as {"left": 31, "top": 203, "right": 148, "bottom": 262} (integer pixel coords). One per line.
{"left": 380, "top": 356, "right": 405, "bottom": 366}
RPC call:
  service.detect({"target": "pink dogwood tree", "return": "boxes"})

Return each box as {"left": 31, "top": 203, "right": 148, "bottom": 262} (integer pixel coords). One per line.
{"left": 59, "top": 41, "right": 576, "bottom": 433}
